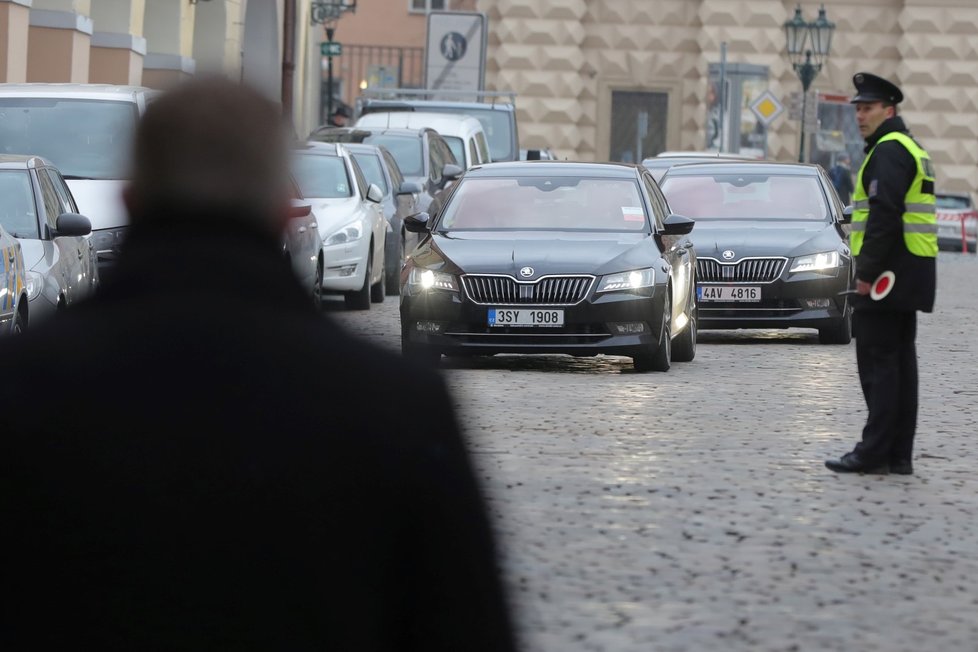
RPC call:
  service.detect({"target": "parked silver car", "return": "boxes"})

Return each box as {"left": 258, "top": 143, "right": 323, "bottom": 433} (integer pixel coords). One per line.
{"left": 0, "top": 156, "right": 96, "bottom": 324}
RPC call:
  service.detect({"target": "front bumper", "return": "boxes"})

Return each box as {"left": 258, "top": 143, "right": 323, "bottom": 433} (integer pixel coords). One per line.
{"left": 400, "top": 286, "right": 667, "bottom": 358}
{"left": 697, "top": 270, "right": 851, "bottom": 330}
{"left": 321, "top": 240, "right": 369, "bottom": 293}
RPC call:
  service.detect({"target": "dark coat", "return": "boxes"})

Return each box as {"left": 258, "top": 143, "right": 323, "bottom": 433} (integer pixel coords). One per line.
{"left": 855, "top": 116, "right": 936, "bottom": 313}
{"left": 0, "top": 220, "right": 517, "bottom": 652}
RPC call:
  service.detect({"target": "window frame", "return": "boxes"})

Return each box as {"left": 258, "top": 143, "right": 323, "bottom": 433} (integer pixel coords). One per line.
{"left": 408, "top": 0, "right": 446, "bottom": 14}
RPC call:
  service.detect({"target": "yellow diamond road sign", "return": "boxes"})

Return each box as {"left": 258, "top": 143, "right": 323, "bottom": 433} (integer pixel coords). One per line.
{"left": 750, "top": 90, "right": 784, "bottom": 127}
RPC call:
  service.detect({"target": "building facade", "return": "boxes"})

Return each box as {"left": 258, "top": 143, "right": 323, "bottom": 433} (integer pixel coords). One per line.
{"left": 0, "top": 0, "right": 324, "bottom": 136}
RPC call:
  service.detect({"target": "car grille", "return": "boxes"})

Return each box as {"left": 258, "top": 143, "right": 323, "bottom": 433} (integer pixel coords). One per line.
{"left": 697, "top": 257, "right": 787, "bottom": 283}
{"left": 461, "top": 274, "right": 594, "bottom": 306}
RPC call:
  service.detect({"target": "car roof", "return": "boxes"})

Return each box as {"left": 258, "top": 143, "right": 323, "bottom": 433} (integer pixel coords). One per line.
{"left": 650, "top": 150, "right": 759, "bottom": 160}
{"left": 356, "top": 111, "right": 484, "bottom": 135}
{"left": 0, "top": 154, "right": 53, "bottom": 170}
{"left": 309, "top": 126, "right": 431, "bottom": 142}
{"left": 293, "top": 141, "right": 343, "bottom": 156}
{"left": 0, "top": 83, "right": 158, "bottom": 101}
{"left": 362, "top": 97, "right": 515, "bottom": 112}
{"left": 464, "top": 160, "right": 639, "bottom": 179}
{"left": 661, "top": 161, "right": 822, "bottom": 177}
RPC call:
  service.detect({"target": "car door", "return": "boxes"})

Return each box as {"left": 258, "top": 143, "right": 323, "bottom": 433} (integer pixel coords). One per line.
{"left": 349, "top": 155, "right": 385, "bottom": 280}
{"left": 49, "top": 167, "right": 97, "bottom": 297}
{"left": 35, "top": 168, "right": 79, "bottom": 306}
{"left": 644, "top": 172, "right": 692, "bottom": 324}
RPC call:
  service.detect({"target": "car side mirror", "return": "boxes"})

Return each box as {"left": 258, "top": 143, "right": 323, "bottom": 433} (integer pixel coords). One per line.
{"left": 398, "top": 180, "right": 422, "bottom": 196}
{"left": 841, "top": 204, "right": 854, "bottom": 224}
{"left": 662, "top": 213, "right": 695, "bottom": 236}
{"left": 404, "top": 212, "right": 431, "bottom": 233}
{"left": 366, "top": 183, "right": 384, "bottom": 204}
{"left": 441, "top": 163, "right": 463, "bottom": 181}
{"left": 288, "top": 200, "right": 312, "bottom": 218}
{"left": 53, "top": 213, "right": 92, "bottom": 237}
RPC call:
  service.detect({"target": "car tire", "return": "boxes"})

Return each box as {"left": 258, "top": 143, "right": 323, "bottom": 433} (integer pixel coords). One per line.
{"left": 345, "top": 252, "right": 372, "bottom": 310}
{"left": 371, "top": 249, "right": 386, "bottom": 304}
{"left": 401, "top": 321, "right": 440, "bottom": 366}
{"left": 819, "top": 303, "right": 852, "bottom": 344}
{"left": 386, "top": 233, "right": 403, "bottom": 295}
{"left": 633, "top": 288, "right": 671, "bottom": 372}
{"left": 671, "top": 282, "right": 697, "bottom": 363}
{"left": 312, "top": 259, "right": 323, "bottom": 310}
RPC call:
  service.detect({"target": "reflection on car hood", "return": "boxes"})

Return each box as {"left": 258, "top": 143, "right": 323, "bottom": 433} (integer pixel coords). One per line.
{"left": 691, "top": 220, "right": 843, "bottom": 258}
{"left": 309, "top": 197, "right": 363, "bottom": 233}
{"left": 422, "top": 231, "right": 656, "bottom": 277}
{"left": 64, "top": 179, "right": 128, "bottom": 231}
{"left": 17, "top": 238, "right": 47, "bottom": 271}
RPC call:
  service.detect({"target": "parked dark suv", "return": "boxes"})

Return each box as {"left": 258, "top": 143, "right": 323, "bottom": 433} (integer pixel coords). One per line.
{"left": 308, "top": 126, "right": 462, "bottom": 222}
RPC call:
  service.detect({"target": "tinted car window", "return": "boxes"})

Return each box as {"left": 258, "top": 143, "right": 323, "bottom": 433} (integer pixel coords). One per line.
{"left": 351, "top": 152, "right": 388, "bottom": 195}
{"left": 382, "top": 149, "right": 404, "bottom": 189}
{"left": 292, "top": 154, "right": 353, "bottom": 198}
{"left": 0, "top": 170, "right": 39, "bottom": 238}
{"left": 444, "top": 136, "right": 465, "bottom": 167}
{"left": 660, "top": 173, "right": 829, "bottom": 221}
{"left": 0, "top": 99, "right": 137, "bottom": 179}
{"left": 47, "top": 168, "right": 77, "bottom": 214}
{"left": 475, "top": 132, "right": 490, "bottom": 163}
{"left": 36, "top": 168, "right": 62, "bottom": 229}
{"left": 439, "top": 177, "right": 648, "bottom": 232}
{"left": 428, "top": 136, "right": 444, "bottom": 184}
{"left": 349, "top": 156, "right": 370, "bottom": 199}
{"left": 361, "top": 134, "right": 423, "bottom": 177}
{"left": 936, "top": 194, "right": 971, "bottom": 209}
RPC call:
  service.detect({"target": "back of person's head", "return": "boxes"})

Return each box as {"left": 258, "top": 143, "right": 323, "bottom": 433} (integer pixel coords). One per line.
{"left": 125, "top": 76, "right": 291, "bottom": 236}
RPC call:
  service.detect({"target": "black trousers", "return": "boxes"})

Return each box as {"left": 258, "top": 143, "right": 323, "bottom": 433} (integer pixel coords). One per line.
{"left": 852, "top": 309, "right": 918, "bottom": 464}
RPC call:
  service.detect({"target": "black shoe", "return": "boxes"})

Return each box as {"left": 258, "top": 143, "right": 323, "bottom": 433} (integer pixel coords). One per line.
{"left": 889, "top": 460, "right": 913, "bottom": 475}
{"left": 825, "top": 452, "right": 889, "bottom": 474}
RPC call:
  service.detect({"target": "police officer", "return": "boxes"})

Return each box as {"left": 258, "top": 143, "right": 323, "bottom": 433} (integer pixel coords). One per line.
{"left": 825, "top": 73, "right": 937, "bottom": 475}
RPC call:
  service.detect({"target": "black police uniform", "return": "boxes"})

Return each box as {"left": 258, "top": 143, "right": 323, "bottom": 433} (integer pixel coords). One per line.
{"left": 826, "top": 73, "right": 936, "bottom": 474}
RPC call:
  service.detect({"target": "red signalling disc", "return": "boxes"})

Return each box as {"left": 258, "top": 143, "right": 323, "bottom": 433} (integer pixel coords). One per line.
{"left": 870, "top": 270, "right": 895, "bottom": 301}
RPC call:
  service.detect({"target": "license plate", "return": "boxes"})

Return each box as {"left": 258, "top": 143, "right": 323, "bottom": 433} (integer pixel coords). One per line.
{"left": 488, "top": 308, "right": 564, "bottom": 327}
{"left": 697, "top": 286, "right": 761, "bottom": 302}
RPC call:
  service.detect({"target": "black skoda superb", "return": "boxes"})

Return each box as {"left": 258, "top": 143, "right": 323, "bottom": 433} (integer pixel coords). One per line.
{"left": 659, "top": 161, "right": 854, "bottom": 343}
{"left": 399, "top": 161, "right": 698, "bottom": 371}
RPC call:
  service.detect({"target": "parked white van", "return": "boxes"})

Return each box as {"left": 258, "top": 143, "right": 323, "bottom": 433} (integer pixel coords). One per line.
{"left": 0, "top": 84, "right": 159, "bottom": 274}
{"left": 353, "top": 111, "right": 491, "bottom": 169}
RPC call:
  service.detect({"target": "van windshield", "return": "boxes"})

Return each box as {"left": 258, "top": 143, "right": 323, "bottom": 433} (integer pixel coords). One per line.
{"left": 0, "top": 98, "right": 138, "bottom": 180}
{"left": 420, "top": 107, "right": 513, "bottom": 162}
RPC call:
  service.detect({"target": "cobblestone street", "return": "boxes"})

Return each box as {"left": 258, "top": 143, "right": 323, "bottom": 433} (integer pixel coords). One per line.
{"left": 327, "top": 253, "right": 978, "bottom": 652}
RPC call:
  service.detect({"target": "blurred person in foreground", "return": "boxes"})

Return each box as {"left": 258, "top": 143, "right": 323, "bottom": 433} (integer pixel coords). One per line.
{"left": 0, "top": 77, "right": 517, "bottom": 652}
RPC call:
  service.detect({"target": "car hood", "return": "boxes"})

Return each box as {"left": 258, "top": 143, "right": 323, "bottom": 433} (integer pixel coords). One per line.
{"left": 690, "top": 220, "right": 845, "bottom": 259}
{"left": 416, "top": 231, "right": 658, "bottom": 276}
{"left": 309, "top": 196, "right": 363, "bottom": 233}
{"left": 18, "top": 238, "right": 48, "bottom": 271}
{"left": 64, "top": 179, "right": 128, "bottom": 231}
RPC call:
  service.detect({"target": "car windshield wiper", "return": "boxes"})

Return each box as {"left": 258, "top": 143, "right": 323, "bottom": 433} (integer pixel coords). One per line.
{"left": 61, "top": 175, "right": 98, "bottom": 180}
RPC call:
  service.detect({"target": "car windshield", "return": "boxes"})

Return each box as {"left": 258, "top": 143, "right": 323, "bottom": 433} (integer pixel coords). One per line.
{"left": 443, "top": 136, "right": 465, "bottom": 166}
{"left": 362, "top": 134, "right": 423, "bottom": 177}
{"left": 421, "top": 107, "right": 514, "bottom": 162}
{"left": 0, "top": 171, "right": 39, "bottom": 239}
{"left": 0, "top": 98, "right": 137, "bottom": 180}
{"left": 291, "top": 154, "right": 353, "bottom": 198}
{"left": 438, "top": 176, "right": 649, "bottom": 232}
{"left": 936, "top": 194, "right": 971, "bottom": 210}
{"left": 660, "top": 173, "right": 829, "bottom": 221}
{"left": 350, "top": 152, "right": 388, "bottom": 195}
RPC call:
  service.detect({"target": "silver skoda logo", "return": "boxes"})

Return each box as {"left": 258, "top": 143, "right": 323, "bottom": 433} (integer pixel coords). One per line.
{"left": 722, "top": 250, "right": 736, "bottom": 260}
{"left": 519, "top": 266, "right": 534, "bottom": 278}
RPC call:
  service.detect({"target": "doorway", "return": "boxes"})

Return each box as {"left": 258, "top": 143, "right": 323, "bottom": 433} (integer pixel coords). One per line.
{"left": 610, "top": 90, "right": 668, "bottom": 163}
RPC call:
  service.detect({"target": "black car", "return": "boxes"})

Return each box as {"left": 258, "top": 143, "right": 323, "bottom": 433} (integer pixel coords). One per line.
{"left": 658, "top": 161, "right": 854, "bottom": 344}
{"left": 399, "top": 161, "right": 697, "bottom": 372}
{"left": 341, "top": 142, "right": 423, "bottom": 293}
{"left": 307, "top": 126, "right": 462, "bottom": 221}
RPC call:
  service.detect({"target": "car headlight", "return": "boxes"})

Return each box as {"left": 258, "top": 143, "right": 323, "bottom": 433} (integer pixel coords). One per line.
{"left": 596, "top": 268, "right": 656, "bottom": 293}
{"left": 25, "top": 271, "right": 44, "bottom": 301}
{"left": 325, "top": 221, "right": 363, "bottom": 245}
{"left": 790, "top": 251, "right": 840, "bottom": 273}
{"left": 407, "top": 267, "right": 458, "bottom": 291}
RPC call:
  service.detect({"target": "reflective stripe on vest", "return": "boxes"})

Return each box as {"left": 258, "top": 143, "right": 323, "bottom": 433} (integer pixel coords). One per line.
{"left": 851, "top": 132, "right": 937, "bottom": 257}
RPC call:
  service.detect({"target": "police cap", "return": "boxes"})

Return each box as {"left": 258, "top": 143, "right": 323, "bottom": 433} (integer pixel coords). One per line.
{"left": 850, "top": 72, "right": 903, "bottom": 104}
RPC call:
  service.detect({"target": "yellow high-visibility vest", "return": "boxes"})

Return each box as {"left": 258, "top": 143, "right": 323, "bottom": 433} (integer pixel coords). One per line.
{"left": 851, "top": 132, "right": 937, "bottom": 258}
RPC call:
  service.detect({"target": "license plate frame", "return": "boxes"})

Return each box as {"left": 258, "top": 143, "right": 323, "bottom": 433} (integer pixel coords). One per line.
{"left": 697, "top": 285, "right": 762, "bottom": 302}
{"left": 488, "top": 307, "right": 565, "bottom": 327}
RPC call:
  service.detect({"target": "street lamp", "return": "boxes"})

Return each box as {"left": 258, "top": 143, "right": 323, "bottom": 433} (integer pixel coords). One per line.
{"left": 311, "top": 0, "right": 357, "bottom": 123}
{"left": 783, "top": 4, "right": 835, "bottom": 162}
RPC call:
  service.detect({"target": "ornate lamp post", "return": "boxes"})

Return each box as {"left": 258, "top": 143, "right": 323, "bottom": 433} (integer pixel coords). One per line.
{"left": 783, "top": 4, "right": 835, "bottom": 162}
{"left": 311, "top": 0, "right": 357, "bottom": 122}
